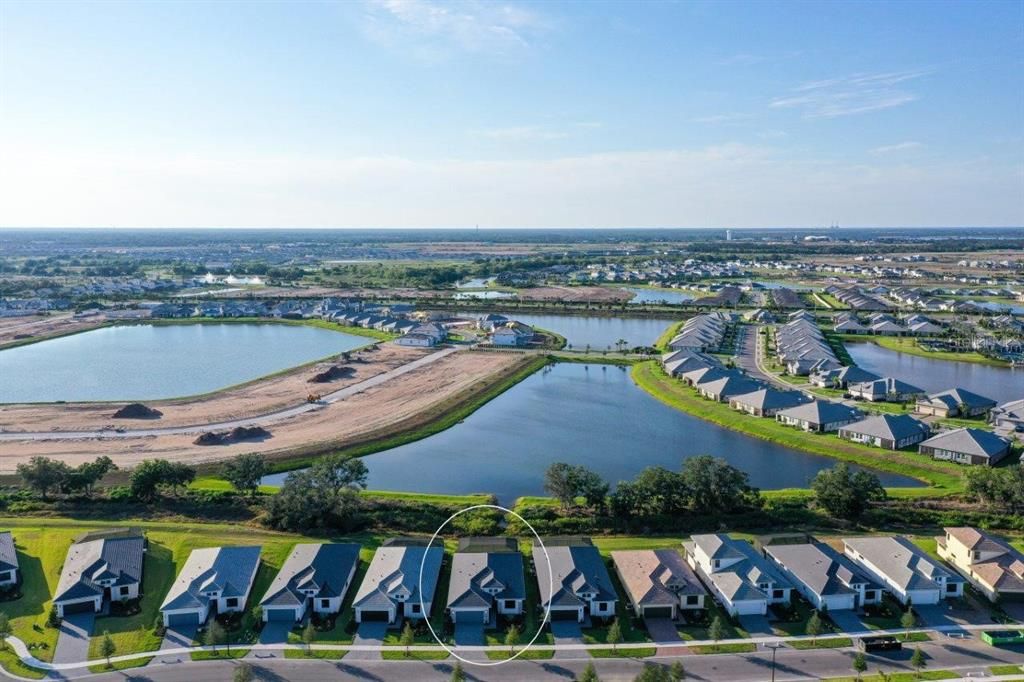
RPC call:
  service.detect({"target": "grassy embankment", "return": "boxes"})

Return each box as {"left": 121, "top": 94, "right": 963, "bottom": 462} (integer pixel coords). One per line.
{"left": 653, "top": 320, "right": 685, "bottom": 352}
{"left": 631, "top": 361, "right": 964, "bottom": 497}
{"left": 838, "top": 334, "right": 1011, "bottom": 368}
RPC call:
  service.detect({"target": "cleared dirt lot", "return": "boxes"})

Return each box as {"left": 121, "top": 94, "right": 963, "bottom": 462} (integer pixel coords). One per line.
{"left": 0, "top": 343, "right": 426, "bottom": 432}
{"left": 0, "top": 349, "right": 528, "bottom": 471}
{"left": 0, "top": 314, "right": 105, "bottom": 347}
{"left": 518, "top": 285, "right": 632, "bottom": 302}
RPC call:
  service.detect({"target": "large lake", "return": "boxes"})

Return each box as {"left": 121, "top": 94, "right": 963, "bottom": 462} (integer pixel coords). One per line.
{"left": 847, "top": 342, "right": 1022, "bottom": 404}
{"left": 0, "top": 323, "right": 367, "bottom": 403}
{"left": 263, "top": 363, "right": 921, "bottom": 500}
{"left": 478, "top": 313, "right": 677, "bottom": 350}
{"left": 622, "top": 287, "right": 693, "bottom": 305}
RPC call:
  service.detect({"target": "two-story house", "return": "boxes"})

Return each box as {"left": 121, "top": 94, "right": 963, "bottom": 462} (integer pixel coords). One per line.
{"left": 682, "top": 534, "right": 792, "bottom": 616}
{"left": 936, "top": 527, "right": 1024, "bottom": 603}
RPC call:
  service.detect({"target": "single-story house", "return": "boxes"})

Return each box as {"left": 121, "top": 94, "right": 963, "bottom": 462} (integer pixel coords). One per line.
{"left": 395, "top": 323, "right": 446, "bottom": 347}
{"left": 833, "top": 319, "right": 868, "bottom": 334}
{"left": 682, "top": 534, "right": 792, "bottom": 617}
{"left": 447, "top": 537, "right": 525, "bottom": 624}
{"left": 160, "top": 546, "right": 261, "bottom": 627}
{"left": 918, "top": 428, "right": 1012, "bottom": 466}
{"left": 936, "top": 527, "right": 1024, "bottom": 603}
{"left": 775, "top": 400, "right": 862, "bottom": 433}
{"left": 54, "top": 529, "right": 145, "bottom": 618}
{"left": 534, "top": 537, "right": 618, "bottom": 623}
{"left": 477, "top": 314, "right": 510, "bottom": 331}
{"left": 696, "top": 374, "right": 763, "bottom": 402}
{"left": 681, "top": 365, "right": 732, "bottom": 387}
{"left": 612, "top": 549, "right": 707, "bottom": 620}
{"left": 848, "top": 377, "right": 926, "bottom": 403}
{"left": 729, "top": 387, "right": 811, "bottom": 417}
{"left": 915, "top": 388, "right": 997, "bottom": 418}
{"left": 809, "top": 365, "right": 881, "bottom": 389}
{"left": 0, "top": 531, "right": 18, "bottom": 588}
{"left": 492, "top": 321, "right": 535, "bottom": 347}
{"left": 991, "top": 399, "right": 1024, "bottom": 433}
{"left": 843, "top": 536, "right": 964, "bottom": 605}
{"left": 352, "top": 540, "right": 443, "bottom": 624}
{"left": 260, "top": 543, "right": 361, "bottom": 623}
{"left": 765, "top": 542, "right": 883, "bottom": 612}
{"left": 838, "top": 414, "right": 931, "bottom": 450}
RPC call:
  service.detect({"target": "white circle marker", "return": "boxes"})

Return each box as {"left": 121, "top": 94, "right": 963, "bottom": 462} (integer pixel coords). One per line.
{"left": 417, "top": 503, "right": 553, "bottom": 667}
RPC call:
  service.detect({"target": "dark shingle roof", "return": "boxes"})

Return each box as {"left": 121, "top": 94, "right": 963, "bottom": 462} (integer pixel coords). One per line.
{"left": 534, "top": 541, "right": 617, "bottom": 609}
{"left": 260, "top": 543, "right": 361, "bottom": 608}
{"left": 0, "top": 532, "right": 17, "bottom": 573}
{"left": 55, "top": 534, "right": 145, "bottom": 603}
{"left": 160, "top": 546, "right": 261, "bottom": 612}
{"left": 919, "top": 428, "right": 1011, "bottom": 460}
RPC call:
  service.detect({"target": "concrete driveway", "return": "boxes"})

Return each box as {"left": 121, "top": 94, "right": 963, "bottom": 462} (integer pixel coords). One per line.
{"left": 829, "top": 610, "right": 870, "bottom": 634}
{"left": 738, "top": 614, "right": 774, "bottom": 636}
{"left": 150, "top": 624, "right": 197, "bottom": 665}
{"left": 347, "top": 621, "right": 388, "bottom": 660}
{"left": 643, "top": 617, "right": 682, "bottom": 644}
{"left": 53, "top": 613, "right": 95, "bottom": 666}
{"left": 1003, "top": 602, "right": 1024, "bottom": 623}
{"left": 550, "top": 620, "right": 586, "bottom": 660}
{"left": 453, "top": 621, "right": 485, "bottom": 646}
{"left": 916, "top": 601, "right": 992, "bottom": 630}
{"left": 247, "top": 621, "right": 294, "bottom": 660}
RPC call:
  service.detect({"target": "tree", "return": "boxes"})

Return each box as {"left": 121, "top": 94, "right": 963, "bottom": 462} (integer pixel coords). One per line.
{"left": 669, "top": 660, "right": 686, "bottom": 681}
{"left": 578, "top": 661, "right": 600, "bottom": 682}
{"left": 910, "top": 646, "right": 926, "bottom": 677}
{"left": 544, "top": 462, "right": 580, "bottom": 508}
{"left": 634, "top": 663, "right": 670, "bottom": 682}
{"left": 450, "top": 661, "right": 466, "bottom": 682}
{"left": 264, "top": 455, "right": 368, "bottom": 531}
{"left": 129, "top": 459, "right": 196, "bottom": 501}
{"left": 708, "top": 615, "right": 723, "bottom": 643}
{"left": 505, "top": 623, "right": 520, "bottom": 653}
{"left": 223, "top": 453, "right": 266, "bottom": 498}
{"left": 63, "top": 456, "right": 117, "bottom": 496}
{"left": 900, "top": 607, "right": 916, "bottom": 638}
{"left": 206, "top": 620, "right": 226, "bottom": 654}
{"left": 100, "top": 631, "right": 116, "bottom": 669}
{"left": 852, "top": 651, "right": 867, "bottom": 680}
{"left": 805, "top": 611, "right": 823, "bottom": 644}
{"left": 607, "top": 618, "right": 622, "bottom": 650}
{"left": 302, "top": 621, "right": 316, "bottom": 652}
{"left": 234, "top": 663, "right": 254, "bottom": 682}
{"left": 399, "top": 621, "right": 415, "bottom": 657}
{"left": 575, "top": 468, "right": 610, "bottom": 511}
{"left": 0, "top": 613, "right": 10, "bottom": 650}
{"left": 16, "top": 457, "right": 70, "bottom": 500}
{"left": 811, "top": 463, "right": 886, "bottom": 520}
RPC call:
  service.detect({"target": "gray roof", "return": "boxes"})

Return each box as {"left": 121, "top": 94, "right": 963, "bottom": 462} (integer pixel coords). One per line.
{"left": 0, "top": 532, "right": 16, "bottom": 573}
{"left": 447, "top": 551, "right": 526, "bottom": 609}
{"left": 844, "top": 536, "right": 964, "bottom": 592}
{"left": 840, "top": 413, "right": 930, "bottom": 441}
{"left": 697, "top": 374, "right": 763, "bottom": 399}
{"left": 730, "top": 387, "right": 811, "bottom": 411}
{"left": 534, "top": 541, "right": 617, "bottom": 609}
{"left": 260, "top": 543, "right": 361, "bottom": 608}
{"left": 353, "top": 545, "right": 443, "bottom": 612}
{"left": 850, "top": 377, "right": 925, "bottom": 396}
{"left": 611, "top": 549, "right": 706, "bottom": 608}
{"left": 918, "top": 388, "right": 996, "bottom": 411}
{"left": 54, "top": 533, "right": 145, "bottom": 603}
{"left": 919, "top": 428, "right": 1011, "bottom": 460}
{"left": 814, "top": 366, "right": 882, "bottom": 385}
{"left": 686, "top": 534, "right": 791, "bottom": 602}
{"left": 765, "top": 542, "right": 880, "bottom": 598}
{"left": 776, "top": 400, "right": 862, "bottom": 425}
{"left": 161, "top": 546, "right": 261, "bottom": 612}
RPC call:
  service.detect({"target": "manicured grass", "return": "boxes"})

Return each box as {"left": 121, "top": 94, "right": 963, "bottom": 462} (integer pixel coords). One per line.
{"left": 676, "top": 603, "right": 748, "bottom": 642}
{"left": 190, "top": 647, "right": 250, "bottom": 660}
{"left": 689, "top": 643, "right": 757, "bottom": 654}
{"left": 991, "top": 664, "right": 1024, "bottom": 675}
{"left": 380, "top": 649, "right": 449, "bottom": 660}
{"left": 631, "top": 361, "right": 964, "bottom": 495}
{"left": 896, "top": 632, "right": 932, "bottom": 643}
{"left": 485, "top": 648, "right": 554, "bottom": 660}
{"left": 87, "top": 656, "right": 153, "bottom": 673}
{"left": 284, "top": 648, "right": 347, "bottom": 659}
{"left": 589, "top": 646, "right": 657, "bottom": 658}
{"left": 824, "top": 673, "right": 959, "bottom": 682}
{"left": 654, "top": 321, "right": 684, "bottom": 351}
{"left": 787, "top": 637, "right": 852, "bottom": 649}
{"left": 0, "top": 649, "right": 47, "bottom": 679}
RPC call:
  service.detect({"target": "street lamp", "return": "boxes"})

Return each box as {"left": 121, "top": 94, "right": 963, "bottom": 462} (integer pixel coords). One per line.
{"left": 765, "top": 642, "right": 784, "bottom": 682}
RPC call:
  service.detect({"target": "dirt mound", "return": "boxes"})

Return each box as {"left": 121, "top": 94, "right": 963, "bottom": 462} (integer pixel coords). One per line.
{"left": 112, "top": 403, "right": 163, "bottom": 419}
{"left": 193, "top": 426, "right": 270, "bottom": 446}
{"left": 308, "top": 365, "right": 355, "bottom": 383}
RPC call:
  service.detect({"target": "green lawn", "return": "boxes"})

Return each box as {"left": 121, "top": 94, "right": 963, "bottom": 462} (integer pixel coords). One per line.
{"left": 589, "top": 646, "right": 657, "bottom": 658}
{"left": 485, "top": 648, "right": 554, "bottom": 660}
{"left": 676, "top": 603, "right": 749, "bottom": 642}
{"left": 842, "top": 336, "right": 1009, "bottom": 368}
{"left": 190, "top": 647, "right": 250, "bottom": 660}
{"left": 87, "top": 656, "right": 153, "bottom": 673}
{"left": 380, "top": 649, "right": 449, "bottom": 661}
{"left": 824, "top": 673, "right": 958, "bottom": 682}
{"left": 284, "top": 648, "right": 347, "bottom": 659}
{"left": 787, "top": 637, "right": 852, "bottom": 649}
{"left": 631, "top": 361, "right": 964, "bottom": 495}
{"left": 689, "top": 643, "right": 757, "bottom": 654}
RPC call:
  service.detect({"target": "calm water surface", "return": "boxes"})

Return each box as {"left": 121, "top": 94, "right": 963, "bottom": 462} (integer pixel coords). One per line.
{"left": 622, "top": 287, "right": 693, "bottom": 305}
{"left": 485, "top": 313, "right": 677, "bottom": 349}
{"left": 262, "top": 363, "right": 921, "bottom": 500}
{"left": 847, "top": 342, "right": 1022, "bottom": 404}
{"left": 0, "top": 323, "right": 366, "bottom": 403}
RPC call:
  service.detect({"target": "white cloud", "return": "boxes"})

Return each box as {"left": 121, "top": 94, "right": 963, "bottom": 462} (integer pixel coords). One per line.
{"left": 362, "top": 0, "right": 547, "bottom": 58}
{"left": 771, "top": 69, "right": 932, "bottom": 118}
{"left": 870, "top": 141, "right": 924, "bottom": 155}
{"left": 1, "top": 142, "right": 1019, "bottom": 228}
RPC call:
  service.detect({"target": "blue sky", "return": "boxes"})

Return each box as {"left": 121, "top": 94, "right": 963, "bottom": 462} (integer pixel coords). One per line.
{"left": 0, "top": 0, "right": 1021, "bottom": 228}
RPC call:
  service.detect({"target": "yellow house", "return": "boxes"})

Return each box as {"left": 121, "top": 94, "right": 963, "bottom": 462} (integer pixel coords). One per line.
{"left": 936, "top": 527, "right": 1024, "bottom": 603}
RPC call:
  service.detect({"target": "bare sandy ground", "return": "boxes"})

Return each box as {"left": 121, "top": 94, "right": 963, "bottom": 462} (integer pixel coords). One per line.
{"left": 518, "top": 285, "right": 632, "bottom": 302}
{"left": 0, "top": 350, "right": 526, "bottom": 471}
{"left": 0, "top": 314, "right": 105, "bottom": 347}
{"left": 0, "top": 344, "right": 427, "bottom": 432}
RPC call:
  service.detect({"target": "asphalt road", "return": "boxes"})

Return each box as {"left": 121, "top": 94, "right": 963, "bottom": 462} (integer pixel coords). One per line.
{"left": 0, "top": 347, "right": 459, "bottom": 441}
{"left": 42, "top": 639, "right": 1024, "bottom": 682}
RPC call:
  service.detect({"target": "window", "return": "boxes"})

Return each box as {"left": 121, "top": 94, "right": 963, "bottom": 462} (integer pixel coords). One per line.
{"left": 120, "top": 586, "right": 130, "bottom": 596}
{"left": 685, "top": 595, "right": 700, "bottom": 605}
{"left": 946, "top": 583, "right": 958, "bottom": 593}
{"left": 0, "top": 572, "right": 9, "bottom": 582}
{"left": 773, "top": 589, "right": 785, "bottom": 599}
{"left": 409, "top": 604, "right": 420, "bottom": 614}
{"left": 864, "top": 590, "right": 876, "bottom": 600}
{"left": 225, "top": 598, "right": 239, "bottom": 608}
{"left": 320, "top": 599, "right": 330, "bottom": 608}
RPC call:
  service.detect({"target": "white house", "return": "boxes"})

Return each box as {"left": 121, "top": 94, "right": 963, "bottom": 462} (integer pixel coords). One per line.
{"left": 534, "top": 538, "right": 618, "bottom": 622}
{"left": 683, "top": 534, "right": 792, "bottom": 616}
{"left": 843, "top": 536, "right": 964, "bottom": 605}
{"left": 53, "top": 529, "right": 145, "bottom": 618}
{"left": 352, "top": 541, "right": 443, "bottom": 624}
{"left": 160, "top": 546, "right": 262, "bottom": 627}
{"left": 260, "top": 544, "right": 360, "bottom": 623}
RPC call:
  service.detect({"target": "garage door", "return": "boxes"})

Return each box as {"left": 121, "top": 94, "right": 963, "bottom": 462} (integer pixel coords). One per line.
{"left": 643, "top": 606, "right": 674, "bottom": 619}
{"left": 549, "top": 609, "right": 579, "bottom": 621}
{"left": 360, "top": 610, "right": 390, "bottom": 622}
{"left": 452, "top": 610, "right": 486, "bottom": 624}
{"left": 61, "top": 600, "right": 96, "bottom": 615}
{"left": 265, "top": 608, "right": 297, "bottom": 622}
{"left": 166, "top": 612, "right": 201, "bottom": 627}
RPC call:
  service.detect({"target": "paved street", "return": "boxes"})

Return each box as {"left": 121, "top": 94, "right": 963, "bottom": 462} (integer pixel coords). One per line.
{"left": 47, "top": 638, "right": 1024, "bottom": 682}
